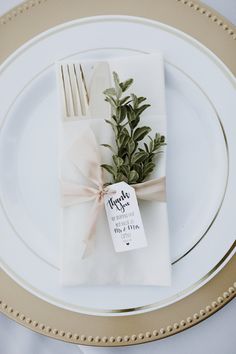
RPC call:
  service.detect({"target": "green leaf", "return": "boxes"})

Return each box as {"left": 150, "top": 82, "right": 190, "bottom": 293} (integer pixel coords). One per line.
{"left": 148, "top": 136, "right": 155, "bottom": 152}
{"left": 133, "top": 163, "right": 143, "bottom": 177}
{"left": 136, "top": 104, "right": 150, "bottom": 116}
{"left": 133, "top": 126, "right": 151, "bottom": 141}
{"left": 130, "top": 116, "right": 140, "bottom": 129}
{"left": 118, "top": 132, "right": 130, "bottom": 147}
{"left": 123, "top": 135, "right": 130, "bottom": 146}
{"left": 116, "top": 105, "right": 127, "bottom": 123}
{"left": 131, "top": 151, "right": 147, "bottom": 164}
{"left": 144, "top": 143, "right": 149, "bottom": 152}
{"left": 126, "top": 105, "right": 136, "bottom": 122}
{"left": 129, "top": 170, "right": 139, "bottom": 183}
{"left": 118, "top": 147, "right": 128, "bottom": 158}
{"left": 119, "top": 105, "right": 127, "bottom": 122}
{"left": 160, "top": 135, "right": 165, "bottom": 143}
{"left": 143, "top": 162, "right": 155, "bottom": 176}
{"left": 101, "top": 164, "right": 116, "bottom": 177}
{"left": 113, "top": 71, "right": 120, "bottom": 84}
{"left": 115, "top": 172, "right": 128, "bottom": 183}
{"left": 116, "top": 106, "right": 121, "bottom": 123}
{"left": 137, "top": 96, "right": 147, "bottom": 104}
{"left": 113, "top": 155, "right": 124, "bottom": 167}
{"left": 127, "top": 139, "right": 136, "bottom": 155}
{"left": 120, "top": 126, "right": 129, "bottom": 136}
{"left": 119, "top": 96, "right": 130, "bottom": 105}
{"left": 130, "top": 93, "right": 138, "bottom": 109}
{"left": 105, "top": 96, "right": 116, "bottom": 108}
{"left": 104, "top": 88, "right": 116, "bottom": 96}
{"left": 120, "top": 164, "right": 130, "bottom": 178}
{"left": 120, "top": 78, "right": 133, "bottom": 92}
{"left": 113, "top": 72, "right": 122, "bottom": 98}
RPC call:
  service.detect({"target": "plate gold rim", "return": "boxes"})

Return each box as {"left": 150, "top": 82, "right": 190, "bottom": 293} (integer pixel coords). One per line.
{"left": 0, "top": 0, "right": 235, "bottom": 347}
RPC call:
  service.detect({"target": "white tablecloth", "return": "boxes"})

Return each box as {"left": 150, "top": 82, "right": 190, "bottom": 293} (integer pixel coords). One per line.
{"left": 0, "top": 1, "right": 235, "bottom": 354}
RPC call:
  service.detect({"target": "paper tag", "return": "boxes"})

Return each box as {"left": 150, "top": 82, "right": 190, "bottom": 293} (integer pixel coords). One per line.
{"left": 104, "top": 182, "right": 147, "bottom": 252}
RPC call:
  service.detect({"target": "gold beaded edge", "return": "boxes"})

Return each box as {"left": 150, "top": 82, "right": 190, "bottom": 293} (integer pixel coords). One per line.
{"left": 0, "top": 283, "right": 235, "bottom": 345}
{"left": 0, "top": 0, "right": 48, "bottom": 25}
{"left": 0, "top": 0, "right": 235, "bottom": 41}
{"left": 175, "top": 0, "right": 236, "bottom": 40}
{"left": 0, "top": 0, "right": 235, "bottom": 346}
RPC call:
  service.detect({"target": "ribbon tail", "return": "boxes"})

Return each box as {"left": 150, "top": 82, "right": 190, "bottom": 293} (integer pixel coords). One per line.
{"left": 61, "top": 181, "right": 98, "bottom": 207}
{"left": 82, "top": 197, "right": 104, "bottom": 259}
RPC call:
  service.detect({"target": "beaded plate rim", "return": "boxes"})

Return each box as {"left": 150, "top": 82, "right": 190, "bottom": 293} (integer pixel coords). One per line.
{"left": 0, "top": 280, "right": 235, "bottom": 345}
{"left": 0, "top": 0, "right": 235, "bottom": 40}
{"left": 0, "top": 0, "right": 235, "bottom": 347}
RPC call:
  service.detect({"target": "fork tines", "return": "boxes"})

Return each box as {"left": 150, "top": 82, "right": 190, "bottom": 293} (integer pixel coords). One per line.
{"left": 59, "top": 63, "right": 89, "bottom": 120}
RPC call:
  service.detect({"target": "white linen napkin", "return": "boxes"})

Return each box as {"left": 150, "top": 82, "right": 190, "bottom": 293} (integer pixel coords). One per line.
{"left": 59, "top": 53, "right": 171, "bottom": 286}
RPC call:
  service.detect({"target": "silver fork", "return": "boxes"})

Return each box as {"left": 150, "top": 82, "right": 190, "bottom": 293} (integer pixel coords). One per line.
{"left": 59, "top": 63, "right": 89, "bottom": 120}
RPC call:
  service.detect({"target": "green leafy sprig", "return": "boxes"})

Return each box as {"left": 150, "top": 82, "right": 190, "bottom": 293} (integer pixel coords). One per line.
{"left": 101, "top": 72, "right": 166, "bottom": 185}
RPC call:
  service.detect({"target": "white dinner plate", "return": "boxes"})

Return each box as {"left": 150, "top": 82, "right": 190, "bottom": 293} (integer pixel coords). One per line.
{"left": 0, "top": 16, "right": 235, "bottom": 315}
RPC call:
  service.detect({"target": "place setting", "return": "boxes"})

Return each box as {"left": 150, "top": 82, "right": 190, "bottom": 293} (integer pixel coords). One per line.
{"left": 0, "top": 0, "right": 235, "bottom": 347}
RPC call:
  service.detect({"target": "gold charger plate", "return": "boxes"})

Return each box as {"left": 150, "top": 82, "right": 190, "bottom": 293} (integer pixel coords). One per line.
{"left": 0, "top": 0, "right": 235, "bottom": 347}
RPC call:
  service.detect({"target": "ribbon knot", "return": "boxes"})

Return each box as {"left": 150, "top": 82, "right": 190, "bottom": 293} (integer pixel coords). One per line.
{"left": 98, "top": 187, "right": 108, "bottom": 201}
{"left": 61, "top": 127, "right": 166, "bottom": 258}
